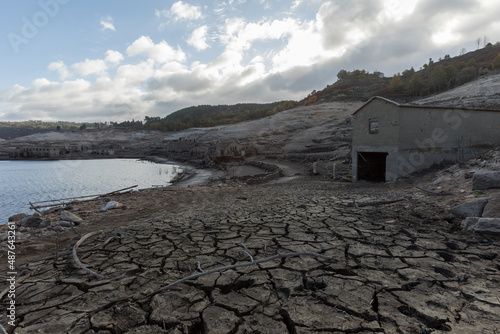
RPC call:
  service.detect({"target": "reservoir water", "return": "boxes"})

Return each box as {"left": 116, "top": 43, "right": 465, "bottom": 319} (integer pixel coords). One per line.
{"left": 0, "top": 159, "right": 181, "bottom": 224}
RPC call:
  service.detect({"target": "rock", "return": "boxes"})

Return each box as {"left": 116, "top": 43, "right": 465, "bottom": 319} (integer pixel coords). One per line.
{"left": 61, "top": 210, "right": 83, "bottom": 224}
{"left": 52, "top": 225, "right": 64, "bottom": 232}
{"left": 449, "top": 199, "right": 489, "bottom": 218}
{"left": 9, "top": 213, "right": 28, "bottom": 222}
{"left": 472, "top": 171, "right": 500, "bottom": 190}
{"left": 39, "top": 220, "right": 51, "bottom": 228}
{"left": 482, "top": 194, "right": 500, "bottom": 218}
{"left": 462, "top": 217, "right": 500, "bottom": 234}
{"left": 100, "top": 201, "right": 123, "bottom": 211}
{"left": 59, "top": 221, "right": 73, "bottom": 228}
{"left": 464, "top": 171, "right": 475, "bottom": 179}
{"left": 20, "top": 215, "right": 43, "bottom": 228}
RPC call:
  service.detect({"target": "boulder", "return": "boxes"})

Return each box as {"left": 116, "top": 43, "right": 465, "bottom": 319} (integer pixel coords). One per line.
{"left": 482, "top": 194, "right": 500, "bottom": 218}
{"left": 39, "top": 220, "right": 51, "bottom": 228}
{"left": 59, "top": 221, "right": 73, "bottom": 228}
{"left": 60, "top": 211, "right": 83, "bottom": 224}
{"left": 8, "top": 213, "right": 28, "bottom": 222}
{"left": 52, "top": 225, "right": 64, "bottom": 232}
{"left": 449, "top": 199, "right": 488, "bottom": 218}
{"left": 20, "top": 215, "right": 43, "bottom": 228}
{"left": 462, "top": 217, "right": 500, "bottom": 234}
{"left": 472, "top": 171, "right": 500, "bottom": 190}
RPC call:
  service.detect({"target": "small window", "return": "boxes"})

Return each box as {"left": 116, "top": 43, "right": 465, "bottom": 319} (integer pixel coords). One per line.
{"left": 369, "top": 119, "right": 379, "bottom": 134}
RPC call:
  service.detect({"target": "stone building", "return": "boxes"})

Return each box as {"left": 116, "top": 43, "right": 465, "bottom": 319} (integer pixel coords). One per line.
{"left": 215, "top": 140, "right": 256, "bottom": 158}
{"left": 352, "top": 96, "right": 500, "bottom": 182}
{"left": 18, "top": 146, "right": 60, "bottom": 158}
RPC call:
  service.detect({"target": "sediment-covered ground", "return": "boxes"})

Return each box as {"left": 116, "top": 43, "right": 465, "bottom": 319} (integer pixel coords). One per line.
{"left": 2, "top": 176, "right": 499, "bottom": 334}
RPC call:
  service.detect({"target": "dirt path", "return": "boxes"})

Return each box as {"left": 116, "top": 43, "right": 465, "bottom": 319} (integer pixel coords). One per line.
{"left": 1, "top": 179, "right": 499, "bottom": 334}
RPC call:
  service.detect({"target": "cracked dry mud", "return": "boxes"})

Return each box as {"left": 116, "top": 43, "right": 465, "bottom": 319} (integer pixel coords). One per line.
{"left": 2, "top": 181, "right": 499, "bottom": 334}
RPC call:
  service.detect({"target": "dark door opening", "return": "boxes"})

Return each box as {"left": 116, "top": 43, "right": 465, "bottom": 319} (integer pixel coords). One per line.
{"left": 357, "top": 152, "right": 388, "bottom": 182}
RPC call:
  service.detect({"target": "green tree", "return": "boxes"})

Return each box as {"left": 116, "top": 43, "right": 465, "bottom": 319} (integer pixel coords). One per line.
{"left": 388, "top": 73, "right": 404, "bottom": 93}
{"left": 429, "top": 66, "right": 447, "bottom": 92}
{"left": 407, "top": 73, "right": 425, "bottom": 96}
{"left": 457, "top": 66, "right": 477, "bottom": 85}
{"left": 444, "top": 65, "right": 458, "bottom": 87}
{"left": 337, "top": 69, "right": 348, "bottom": 81}
{"left": 492, "top": 52, "right": 500, "bottom": 69}
{"left": 401, "top": 67, "right": 415, "bottom": 81}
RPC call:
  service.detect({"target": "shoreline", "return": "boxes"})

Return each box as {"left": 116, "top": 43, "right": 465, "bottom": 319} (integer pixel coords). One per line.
{"left": 1, "top": 157, "right": 216, "bottom": 225}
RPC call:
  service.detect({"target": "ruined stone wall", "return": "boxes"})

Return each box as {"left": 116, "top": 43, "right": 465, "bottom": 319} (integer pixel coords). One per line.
{"left": 352, "top": 97, "right": 500, "bottom": 181}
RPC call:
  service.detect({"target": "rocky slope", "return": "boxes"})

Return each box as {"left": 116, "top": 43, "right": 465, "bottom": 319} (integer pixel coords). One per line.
{"left": 412, "top": 73, "right": 500, "bottom": 110}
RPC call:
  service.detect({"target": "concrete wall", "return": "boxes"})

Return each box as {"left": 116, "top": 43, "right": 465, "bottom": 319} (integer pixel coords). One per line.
{"left": 352, "top": 98, "right": 400, "bottom": 181}
{"left": 396, "top": 107, "right": 500, "bottom": 177}
{"left": 352, "top": 97, "right": 500, "bottom": 182}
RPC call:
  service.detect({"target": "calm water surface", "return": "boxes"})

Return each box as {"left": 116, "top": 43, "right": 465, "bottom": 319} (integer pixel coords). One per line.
{"left": 0, "top": 159, "right": 181, "bottom": 224}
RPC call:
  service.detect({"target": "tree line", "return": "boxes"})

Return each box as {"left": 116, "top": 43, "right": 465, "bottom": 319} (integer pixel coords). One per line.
{"left": 139, "top": 101, "right": 296, "bottom": 131}
{"left": 387, "top": 44, "right": 500, "bottom": 97}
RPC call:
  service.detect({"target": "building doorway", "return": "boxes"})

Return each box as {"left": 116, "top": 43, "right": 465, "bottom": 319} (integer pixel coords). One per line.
{"left": 357, "top": 152, "right": 388, "bottom": 181}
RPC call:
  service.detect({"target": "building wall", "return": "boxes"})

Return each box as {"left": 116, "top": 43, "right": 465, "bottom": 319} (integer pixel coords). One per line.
{"left": 395, "top": 107, "right": 500, "bottom": 178}
{"left": 352, "top": 97, "right": 500, "bottom": 181}
{"left": 352, "top": 98, "right": 400, "bottom": 181}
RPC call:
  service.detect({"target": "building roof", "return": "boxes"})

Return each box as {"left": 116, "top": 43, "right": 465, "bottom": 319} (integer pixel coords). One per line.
{"left": 353, "top": 96, "right": 500, "bottom": 115}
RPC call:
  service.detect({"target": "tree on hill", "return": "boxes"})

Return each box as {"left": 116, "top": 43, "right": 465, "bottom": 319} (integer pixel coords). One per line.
{"left": 388, "top": 73, "right": 404, "bottom": 93}
{"left": 493, "top": 52, "right": 500, "bottom": 69}
{"left": 407, "top": 73, "right": 425, "bottom": 96}
{"left": 429, "top": 66, "right": 448, "bottom": 92}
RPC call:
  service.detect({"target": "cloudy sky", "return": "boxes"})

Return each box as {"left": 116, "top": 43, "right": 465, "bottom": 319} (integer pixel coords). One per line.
{"left": 0, "top": 0, "right": 499, "bottom": 122}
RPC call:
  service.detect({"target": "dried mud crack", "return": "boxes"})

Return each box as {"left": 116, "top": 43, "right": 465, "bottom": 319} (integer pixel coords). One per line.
{"left": 1, "top": 180, "right": 499, "bottom": 333}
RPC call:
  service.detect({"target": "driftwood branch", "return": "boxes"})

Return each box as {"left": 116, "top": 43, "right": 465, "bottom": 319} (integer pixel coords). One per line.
{"left": 70, "top": 231, "right": 332, "bottom": 305}
{"left": 151, "top": 250, "right": 331, "bottom": 296}
{"left": 72, "top": 230, "right": 108, "bottom": 279}
{"left": 415, "top": 186, "right": 451, "bottom": 196}
{"left": 30, "top": 185, "right": 138, "bottom": 210}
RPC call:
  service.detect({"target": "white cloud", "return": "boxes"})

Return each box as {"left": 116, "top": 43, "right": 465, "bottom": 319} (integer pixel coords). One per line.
{"left": 100, "top": 15, "right": 116, "bottom": 31}
{"left": 291, "top": 0, "right": 303, "bottom": 10}
{"left": 105, "top": 50, "right": 124, "bottom": 64}
{"left": 127, "top": 36, "right": 186, "bottom": 63}
{"left": 115, "top": 59, "right": 155, "bottom": 85}
{"left": 48, "top": 61, "right": 71, "bottom": 80}
{"left": 432, "top": 19, "right": 461, "bottom": 46}
{"left": 170, "top": 1, "right": 202, "bottom": 21}
{"left": 4, "top": 0, "right": 500, "bottom": 123}
{"left": 71, "top": 59, "right": 108, "bottom": 77}
{"left": 187, "top": 26, "right": 210, "bottom": 51}
{"left": 220, "top": 17, "right": 297, "bottom": 54}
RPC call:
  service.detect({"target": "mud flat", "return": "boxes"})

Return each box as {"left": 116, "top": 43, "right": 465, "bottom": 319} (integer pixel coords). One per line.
{"left": 1, "top": 177, "right": 499, "bottom": 334}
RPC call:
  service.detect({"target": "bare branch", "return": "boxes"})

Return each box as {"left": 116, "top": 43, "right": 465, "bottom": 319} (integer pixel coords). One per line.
{"left": 223, "top": 241, "right": 255, "bottom": 262}
{"left": 150, "top": 251, "right": 331, "bottom": 296}
{"left": 72, "top": 230, "right": 108, "bottom": 279}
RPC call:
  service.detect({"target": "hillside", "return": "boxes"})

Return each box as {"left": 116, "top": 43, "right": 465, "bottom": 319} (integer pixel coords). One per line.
{"left": 303, "top": 42, "right": 500, "bottom": 105}
{"left": 0, "top": 121, "right": 83, "bottom": 140}
{"left": 142, "top": 101, "right": 296, "bottom": 131}
{"left": 412, "top": 72, "right": 500, "bottom": 109}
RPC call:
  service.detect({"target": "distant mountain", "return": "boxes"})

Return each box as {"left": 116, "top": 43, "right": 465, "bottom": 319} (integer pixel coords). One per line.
{"left": 301, "top": 42, "right": 500, "bottom": 105}
{"left": 142, "top": 101, "right": 296, "bottom": 131}
{"left": 0, "top": 121, "right": 83, "bottom": 140}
